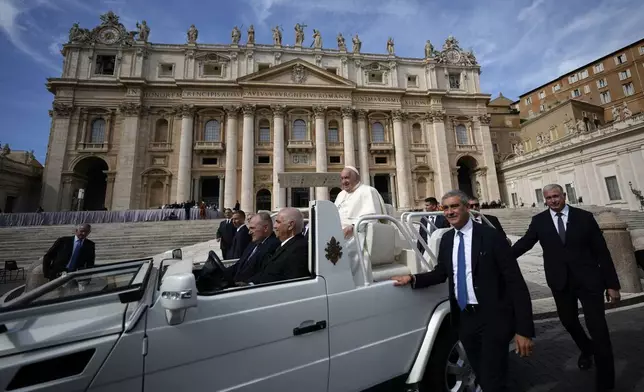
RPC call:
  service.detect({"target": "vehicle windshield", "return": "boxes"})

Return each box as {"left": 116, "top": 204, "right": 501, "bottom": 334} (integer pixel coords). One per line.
{"left": 0, "top": 259, "right": 151, "bottom": 313}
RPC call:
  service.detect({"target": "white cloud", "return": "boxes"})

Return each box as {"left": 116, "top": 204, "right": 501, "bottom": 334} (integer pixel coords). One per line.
{"left": 517, "top": 0, "right": 545, "bottom": 21}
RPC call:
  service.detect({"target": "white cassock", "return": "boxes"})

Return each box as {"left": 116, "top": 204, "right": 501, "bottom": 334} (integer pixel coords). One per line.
{"left": 334, "top": 183, "right": 387, "bottom": 286}
{"left": 334, "top": 183, "right": 387, "bottom": 228}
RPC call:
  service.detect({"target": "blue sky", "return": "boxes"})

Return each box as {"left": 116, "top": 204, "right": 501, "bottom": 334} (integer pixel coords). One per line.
{"left": 0, "top": 0, "right": 642, "bottom": 162}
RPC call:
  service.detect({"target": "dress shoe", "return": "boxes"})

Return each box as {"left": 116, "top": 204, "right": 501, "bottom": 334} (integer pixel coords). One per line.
{"left": 577, "top": 353, "right": 593, "bottom": 370}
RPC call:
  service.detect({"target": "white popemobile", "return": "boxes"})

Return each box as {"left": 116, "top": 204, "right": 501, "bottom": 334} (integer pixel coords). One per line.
{"left": 0, "top": 197, "right": 501, "bottom": 392}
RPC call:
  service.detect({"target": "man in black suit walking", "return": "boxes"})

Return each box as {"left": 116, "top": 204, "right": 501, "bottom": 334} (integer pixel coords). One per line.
{"left": 225, "top": 212, "right": 280, "bottom": 283}
{"left": 468, "top": 197, "right": 509, "bottom": 243}
{"left": 513, "top": 184, "right": 620, "bottom": 392}
{"left": 392, "top": 190, "right": 534, "bottom": 391}
{"left": 248, "top": 207, "right": 309, "bottom": 284}
{"left": 216, "top": 208, "right": 235, "bottom": 259}
{"left": 417, "top": 197, "right": 450, "bottom": 254}
{"left": 43, "top": 223, "right": 96, "bottom": 280}
{"left": 226, "top": 210, "right": 252, "bottom": 260}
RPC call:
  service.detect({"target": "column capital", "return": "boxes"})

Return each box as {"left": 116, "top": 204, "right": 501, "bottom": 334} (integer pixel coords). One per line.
{"left": 52, "top": 102, "right": 74, "bottom": 118}
{"left": 242, "top": 104, "right": 256, "bottom": 116}
{"left": 118, "top": 102, "right": 142, "bottom": 117}
{"left": 312, "top": 105, "right": 327, "bottom": 119}
{"left": 224, "top": 105, "right": 240, "bottom": 117}
{"left": 341, "top": 106, "right": 354, "bottom": 119}
{"left": 270, "top": 104, "right": 286, "bottom": 117}
{"left": 392, "top": 109, "right": 406, "bottom": 122}
{"left": 478, "top": 114, "right": 492, "bottom": 125}
{"left": 174, "top": 104, "right": 196, "bottom": 118}
{"left": 429, "top": 109, "right": 446, "bottom": 123}
{"left": 356, "top": 109, "right": 368, "bottom": 120}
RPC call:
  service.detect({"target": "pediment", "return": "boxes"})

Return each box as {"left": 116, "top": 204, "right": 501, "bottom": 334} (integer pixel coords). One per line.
{"left": 237, "top": 59, "right": 355, "bottom": 89}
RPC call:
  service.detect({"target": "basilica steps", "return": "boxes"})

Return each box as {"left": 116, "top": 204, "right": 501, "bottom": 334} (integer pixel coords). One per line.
{"left": 0, "top": 219, "right": 222, "bottom": 268}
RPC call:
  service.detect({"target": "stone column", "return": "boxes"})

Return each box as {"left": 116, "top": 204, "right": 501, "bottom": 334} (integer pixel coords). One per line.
{"left": 218, "top": 176, "right": 225, "bottom": 211}
{"left": 112, "top": 102, "right": 142, "bottom": 210}
{"left": 341, "top": 106, "right": 356, "bottom": 167}
{"left": 476, "top": 114, "right": 500, "bottom": 201}
{"left": 105, "top": 173, "right": 115, "bottom": 211}
{"left": 175, "top": 104, "right": 195, "bottom": 203}
{"left": 240, "top": 104, "right": 256, "bottom": 213}
{"left": 223, "top": 106, "right": 239, "bottom": 210}
{"left": 597, "top": 211, "right": 642, "bottom": 293}
{"left": 41, "top": 103, "right": 74, "bottom": 211}
{"left": 313, "top": 106, "right": 329, "bottom": 201}
{"left": 356, "top": 109, "right": 371, "bottom": 185}
{"left": 193, "top": 177, "right": 200, "bottom": 202}
{"left": 429, "top": 111, "right": 452, "bottom": 197}
{"left": 392, "top": 110, "right": 411, "bottom": 211}
{"left": 389, "top": 173, "right": 397, "bottom": 209}
{"left": 271, "top": 104, "right": 286, "bottom": 209}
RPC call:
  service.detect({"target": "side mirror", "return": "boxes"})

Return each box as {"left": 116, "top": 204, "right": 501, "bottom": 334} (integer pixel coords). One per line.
{"left": 172, "top": 248, "right": 182, "bottom": 260}
{"left": 160, "top": 272, "right": 197, "bottom": 325}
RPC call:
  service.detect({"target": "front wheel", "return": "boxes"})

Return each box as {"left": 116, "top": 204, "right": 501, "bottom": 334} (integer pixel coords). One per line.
{"left": 420, "top": 322, "right": 477, "bottom": 392}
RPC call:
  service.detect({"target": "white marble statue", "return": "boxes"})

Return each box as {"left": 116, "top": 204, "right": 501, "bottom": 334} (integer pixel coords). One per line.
{"left": 352, "top": 34, "right": 361, "bottom": 53}
{"left": 622, "top": 102, "right": 632, "bottom": 119}
{"left": 424, "top": 40, "right": 434, "bottom": 58}
{"left": 136, "top": 20, "right": 150, "bottom": 42}
{"left": 294, "top": 23, "right": 306, "bottom": 46}
{"left": 334, "top": 166, "right": 386, "bottom": 239}
{"left": 187, "top": 24, "right": 198, "bottom": 44}
{"left": 612, "top": 106, "right": 621, "bottom": 122}
{"left": 272, "top": 25, "right": 282, "bottom": 46}
{"left": 337, "top": 33, "right": 346, "bottom": 51}
{"left": 386, "top": 37, "right": 395, "bottom": 55}
{"left": 313, "top": 29, "right": 322, "bottom": 48}
{"left": 247, "top": 25, "right": 255, "bottom": 44}
{"left": 231, "top": 26, "right": 241, "bottom": 44}
{"left": 576, "top": 118, "right": 586, "bottom": 133}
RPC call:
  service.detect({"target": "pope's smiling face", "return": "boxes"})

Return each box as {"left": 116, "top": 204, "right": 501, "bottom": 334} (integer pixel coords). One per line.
{"left": 340, "top": 169, "right": 359, "bottom": 192}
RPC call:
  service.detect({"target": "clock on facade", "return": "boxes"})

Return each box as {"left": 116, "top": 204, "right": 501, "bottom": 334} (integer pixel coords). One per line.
{"left": 98, "top": 27, "right": 120, "bottom": 44}
{"left": 446, "top": 49, "right": 461, "bottom": 64}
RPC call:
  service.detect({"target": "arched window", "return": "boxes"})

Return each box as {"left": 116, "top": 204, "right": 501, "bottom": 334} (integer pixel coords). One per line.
{"left": 258, "top": 119, "right": 271, "bottom": 144}
{"left": 90, "top": 119, "right": 106, "bottom": 143}
{"left": 154, "top": 119, "right": 168, "bottom": 142}
{"left": 417, "top": 177, "right": 427, "bottom": 199}
{"left": 412, "top": 123, "right": 422, "bottom": 144}
{"left": 372, "top": 122, "right": 385, "bottom": 143}
{"left": 327, "top": 120, "right": 339, "bottom": 143}
{"left": 293, "top": 119, "right": 306, "bottom": 140}
{"left": 204, "top": 120, "right": 220, "bottom": 141}
{"left": 455, "top": 124, "right": 468, "bottom": 144}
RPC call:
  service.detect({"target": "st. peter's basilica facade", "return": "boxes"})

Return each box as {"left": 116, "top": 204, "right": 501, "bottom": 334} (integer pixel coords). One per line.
{"left": 42, "top": 12, "right": 499, "bottom": 213}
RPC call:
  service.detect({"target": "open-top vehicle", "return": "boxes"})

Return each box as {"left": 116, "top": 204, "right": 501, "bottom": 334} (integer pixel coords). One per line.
{"left": 0, "top": 200, "right": 491, "bottom": 392}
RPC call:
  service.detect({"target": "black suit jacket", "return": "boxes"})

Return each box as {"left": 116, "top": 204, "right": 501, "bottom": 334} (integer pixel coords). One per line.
{"left": 227, "top": 234, "right": 281, "bottom": 283}
{"left": 482, "top": 214, "right": 507, "bottom": 240}
{"left": 226, "top": 225, "right": 252, "bottom": 260}
{"left": 414, "top": 222, "right": 534, "bottom": 339}
{"left": 216, "top": 220, "right": 235, "bottom": 257}
{"left": 250, "top": 234, "right": 309, "bottom": 284}
{"left": 43, "top": 236, "right": 96, "bottom": 279}
{"left": 512, "top": 206, "right": 619, "bottom": 293}
{"left": 417, "top": 215, "right": 450, "bottom": 253}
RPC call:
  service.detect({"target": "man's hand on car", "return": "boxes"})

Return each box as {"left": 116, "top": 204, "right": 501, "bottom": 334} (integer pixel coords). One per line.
{"left": 391, "top": 275, "right": 412, "bottom": 286}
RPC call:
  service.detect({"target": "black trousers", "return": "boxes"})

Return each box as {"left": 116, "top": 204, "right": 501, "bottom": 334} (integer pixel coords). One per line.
{"left": 552, "top": 285, "right": 615, "bottom": 389}
{"left": 459, "top": 308, "right": 513, "bottom": 392}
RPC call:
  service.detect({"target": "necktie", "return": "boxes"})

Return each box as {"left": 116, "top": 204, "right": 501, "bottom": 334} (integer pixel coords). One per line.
{"left": 68, "top": 239, "right": 82, "bottom": 270}
{"left": 456, "top": 231, "right": 468, "bottom": 310}
{"left": 556, "top": 212, "right": 566, "bottom": 244}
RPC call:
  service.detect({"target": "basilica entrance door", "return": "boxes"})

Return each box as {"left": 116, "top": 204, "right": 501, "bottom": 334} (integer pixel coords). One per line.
{"left": 73, "top": 157, "right": 108, "bottom": 211}
{"left": 291, "top": 188, "right": 310, "bottom": 208}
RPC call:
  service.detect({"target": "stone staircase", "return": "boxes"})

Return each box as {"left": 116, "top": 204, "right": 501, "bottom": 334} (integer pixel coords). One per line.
{"left": 491, "top": 205, "right": 644, "bottom": 236}
{"left": 0, "top": 219, "right": 222, "bottom": 269}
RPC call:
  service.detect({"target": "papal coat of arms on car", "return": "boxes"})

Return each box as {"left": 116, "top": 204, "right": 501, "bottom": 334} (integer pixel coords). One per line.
{"left": 325, "top": 236, "right": 343, "bottom": 265}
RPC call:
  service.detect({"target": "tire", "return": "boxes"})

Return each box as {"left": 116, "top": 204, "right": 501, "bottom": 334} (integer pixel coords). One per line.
{"left": 419, "top": 321, "right": 477, "bottom": 392}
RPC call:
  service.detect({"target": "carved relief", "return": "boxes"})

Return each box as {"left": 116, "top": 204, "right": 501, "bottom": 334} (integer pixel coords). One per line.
{"left": 224, "top": 105, "right": 240, "bottom": 118}
{"left": 291, "top": 64, "right": 307, "bottom": 84}
{"left": 67, "top": 11, "right": 135, "bottom": 46}
{"left": 436, "top": 35, "right": 478, "bottom": 66}
{"left": 478, "top": 114, "right": 491, "bottom": 125}
{"left": 52, "top": 102, "right": 74, "bottom": 117}
{"left": 118, "top": 102, "right": 142, "bottom": 116}
{"left": 622, "top": 102, "right": 632, "bottom": 119}
{"left": 174, "top": 104, "right": 196, "bottom": 118}
{"left": 356, "top": 109, "right": 368, "bottom": 120}
{"left": 429, "top": 110, "right": 446, "bottom": 123}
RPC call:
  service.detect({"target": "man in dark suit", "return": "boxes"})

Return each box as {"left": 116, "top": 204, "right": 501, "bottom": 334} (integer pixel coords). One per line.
{"left": 248, "top": 207, "right": 309, "bottom": 284}
{"left": 216, "top": 208, "right": 235, "bottom": 258}
{"left": 513, "top": 184, "right": 620, "bottom": 392}
{"left": 393, "top": 190, "right": 534, "bottom": 391}
{"left": 224, "top": 212, "right": 280, "bottom": 283}
{"left": 226, "top": 210, "right": 252, "bottom": 260}
{"left": 43, "top": 223, "right": 96, "bottom": 280}
{"left": 417, "top": 197, "right": 450, "bottom": 253}
{"left": 468, "top": 197, "right": 509, "bottom": 243}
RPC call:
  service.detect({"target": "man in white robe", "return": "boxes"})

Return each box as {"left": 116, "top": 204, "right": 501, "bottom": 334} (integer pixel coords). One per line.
{"left": 334, "top": 166, "right": 387, "bottom": 239}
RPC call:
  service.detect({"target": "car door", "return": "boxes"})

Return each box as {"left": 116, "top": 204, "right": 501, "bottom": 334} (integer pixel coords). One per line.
{"left": 143, "top": 276, "right": 329, "bottom": 392}
{"left": 0, "top": 259, "right": 153, "bottom": 392}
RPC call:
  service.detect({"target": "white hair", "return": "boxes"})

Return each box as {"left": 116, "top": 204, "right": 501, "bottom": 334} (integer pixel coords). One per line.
{"left": 542, "top": 184, "right": 564, "bottom": 195}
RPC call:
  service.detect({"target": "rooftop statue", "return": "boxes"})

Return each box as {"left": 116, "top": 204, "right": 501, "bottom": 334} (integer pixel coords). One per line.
{"left": 231, "top": 26, "right": 241, "bottom": 44}
{"left": 313, "top": 29, "right": 322, "bottom": 49}
{"left": 337, "top": 33, "right": 346, "bottom": 51}
{"left": 352, "top": 34, "right": 361, "bottom": 53}
{"left": 136, "top": 20, "right": 150, "bottom": 42}
{"left": 386, "top": 37, "right": 395, "bottom": 55}
{"left": 247, "top": 25, "right": 255, "bottom": 44}
{"left": 272, "top": 25, "right": 282, "bottom": 46}
{"left": 187, "top": 24, "right": 198, "bottom": 44}
{"left": 294, "top": 23, "right": 306, "bottom": 46}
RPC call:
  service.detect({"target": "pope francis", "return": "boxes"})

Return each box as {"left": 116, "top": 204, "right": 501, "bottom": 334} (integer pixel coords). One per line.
{"left": 334, "top": 166, "right": 387, "bottom": 239}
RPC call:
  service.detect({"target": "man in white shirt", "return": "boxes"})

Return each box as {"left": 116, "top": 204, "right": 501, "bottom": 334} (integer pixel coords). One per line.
{"left": 392, "top": 190, "right": 534, "bottom": 391}
{"left": 334, "top": 166, "right": 386, "bottom": 239}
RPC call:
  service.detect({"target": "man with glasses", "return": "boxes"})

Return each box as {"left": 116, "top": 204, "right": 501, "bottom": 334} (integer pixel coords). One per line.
{"left": 468, "top": 197, "right": 509, "bottom": 244}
